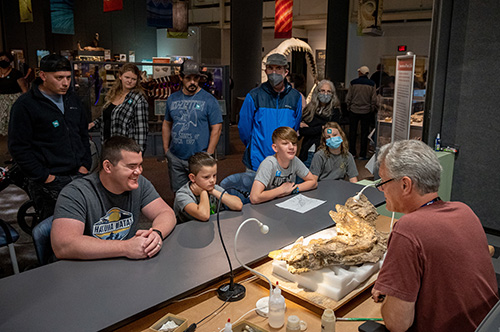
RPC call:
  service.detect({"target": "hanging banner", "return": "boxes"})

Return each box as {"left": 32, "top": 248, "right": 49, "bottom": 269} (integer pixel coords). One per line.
{"left": 104, "top": 0, "right": 123, "bottom": 12}
{"left": 50, "top": 0, "right": 74, "bottom": 35}
{"left": 358, "top": 0, "right": 383, "bottom": 35}
{"left": 147, "top": 0, "right": 173, "bottom": 28}
{"left": 167, "top": 0, "right": 188, "bottom": 38}
{"left": 19, "top": 0, "right": 33, "bottom": 23}
{"left": 275, "top": 0, "right": 293, "bottom": 39}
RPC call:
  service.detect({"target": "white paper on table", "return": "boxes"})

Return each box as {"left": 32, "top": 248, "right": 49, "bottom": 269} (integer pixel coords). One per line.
{"left": 275, "top": 194, "right": 326, "bottom": 213}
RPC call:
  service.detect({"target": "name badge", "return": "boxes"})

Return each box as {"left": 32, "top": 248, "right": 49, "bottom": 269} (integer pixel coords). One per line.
{"left": 52, "top": 120, "right": 60, "bottom": 128}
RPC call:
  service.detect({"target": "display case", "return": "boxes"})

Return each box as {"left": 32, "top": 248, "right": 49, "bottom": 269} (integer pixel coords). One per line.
{"left": 375, "top": 55, "right": 427, "bottom": 148}
{"left": 71, "top": 61, "right": 230, "bottom": 157}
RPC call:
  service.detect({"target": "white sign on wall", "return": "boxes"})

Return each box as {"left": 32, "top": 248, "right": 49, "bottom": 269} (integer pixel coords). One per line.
{"left": 391, "top": 53, "right": 416, "bottom": 142}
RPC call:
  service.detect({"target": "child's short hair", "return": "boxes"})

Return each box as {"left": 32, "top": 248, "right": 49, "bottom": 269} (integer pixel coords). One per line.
{"left": 188, "top": 152, "right": 216, "bottom": 175}
{"left": 272, "top": 126, "right": 298, "bottom": 144}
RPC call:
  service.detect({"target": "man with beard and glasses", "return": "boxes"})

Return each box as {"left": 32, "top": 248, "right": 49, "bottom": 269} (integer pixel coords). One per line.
{"left": 238, "top": 53, "right": 302, "bottom": 172}
{"left": 161, "top": 59, "right": 222, "bottom": 192}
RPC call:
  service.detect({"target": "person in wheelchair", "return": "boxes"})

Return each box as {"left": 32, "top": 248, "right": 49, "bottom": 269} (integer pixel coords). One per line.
{"left": 8, "top": 54, "right": 92, "bottom": 221}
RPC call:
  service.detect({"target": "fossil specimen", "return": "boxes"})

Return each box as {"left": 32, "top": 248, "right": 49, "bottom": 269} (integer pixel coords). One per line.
{"left": 269, "top": 194, "right": 388, "bottom": 274}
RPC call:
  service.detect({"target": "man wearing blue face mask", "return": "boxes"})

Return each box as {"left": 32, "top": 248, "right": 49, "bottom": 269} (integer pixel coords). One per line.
{"left": 238, "top": 53, "right": 303, "bottom": 172}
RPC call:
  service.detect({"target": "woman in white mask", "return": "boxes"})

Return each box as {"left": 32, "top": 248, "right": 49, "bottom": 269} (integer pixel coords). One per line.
{"left": 298, "top": 80, "right": 340, "bottom": 166}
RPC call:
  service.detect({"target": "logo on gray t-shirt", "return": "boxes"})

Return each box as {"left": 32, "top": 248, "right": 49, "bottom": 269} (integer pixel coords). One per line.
{"left": 92, "top": 207, "right": 133, "bottom": 240}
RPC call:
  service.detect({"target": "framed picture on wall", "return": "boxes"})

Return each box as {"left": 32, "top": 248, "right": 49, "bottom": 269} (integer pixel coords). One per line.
{"left": 154, "top": 100, "right": 167, "bottom": 116}
{"left": 316, "top": 50, "right": 326, "bottom": 81}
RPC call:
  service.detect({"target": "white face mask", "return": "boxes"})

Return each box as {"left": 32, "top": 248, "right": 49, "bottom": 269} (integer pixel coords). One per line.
{"left": 267, "top": 73, "right": 284, "bottom": 87}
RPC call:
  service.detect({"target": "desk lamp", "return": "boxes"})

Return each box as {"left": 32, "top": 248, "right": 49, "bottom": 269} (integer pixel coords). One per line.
{"left": 215, "top": 189, "right": 247, "bottom": 302}
{"left": 353, "top": 183, "right": 375, "bottom": 201}
{"left": 233, "top": 218, "right": 273, "bottom": 316}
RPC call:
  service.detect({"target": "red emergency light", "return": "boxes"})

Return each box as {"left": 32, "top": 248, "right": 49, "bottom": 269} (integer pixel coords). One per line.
{"left": 398, "top": 45, "right": 407, "bottom": 52}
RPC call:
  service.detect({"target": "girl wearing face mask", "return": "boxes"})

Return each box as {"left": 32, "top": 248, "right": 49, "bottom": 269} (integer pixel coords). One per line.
{"left": 298, "top": 80, "right": 340, "bottom": 166}
{"left": 309, "top": 122, "right": 358, "bottom": 183}
{"left": 0, "top": 51, "right": 28, "bottom": 136}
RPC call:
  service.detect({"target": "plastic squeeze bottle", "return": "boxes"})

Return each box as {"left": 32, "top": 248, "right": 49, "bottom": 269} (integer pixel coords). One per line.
{"left": 321, "top": 308, "right": 336, "bottom": 332}
{"left": 223, "top": 318, "right": 232, "bottom": 332}
{"left": 435, "top": 133, "right": 441, "bottom": 151}
{"left": 268, "top": 282, "right": 286, "bottom": 328}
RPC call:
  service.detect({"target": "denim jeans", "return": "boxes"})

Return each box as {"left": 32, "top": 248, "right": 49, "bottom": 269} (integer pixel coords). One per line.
{"left": 165, "top": 150, "right": 190, "bottom": 193}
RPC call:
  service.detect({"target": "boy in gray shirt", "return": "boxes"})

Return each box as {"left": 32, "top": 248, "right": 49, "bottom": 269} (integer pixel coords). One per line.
{"left": 174, "top": 152, "right": 243, "bottom": 223}
{"left": 250, "top": 126, "right": 317, "bottom": 204}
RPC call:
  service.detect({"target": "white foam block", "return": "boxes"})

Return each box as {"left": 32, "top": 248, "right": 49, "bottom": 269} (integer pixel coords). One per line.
{"left": 271, "top": 228, "right": 383, "bottom": 301}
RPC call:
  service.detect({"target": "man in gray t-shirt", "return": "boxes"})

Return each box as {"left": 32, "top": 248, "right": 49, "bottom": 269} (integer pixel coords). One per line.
{"left": 51, "top": 136, "right": 176, "bottom": 260}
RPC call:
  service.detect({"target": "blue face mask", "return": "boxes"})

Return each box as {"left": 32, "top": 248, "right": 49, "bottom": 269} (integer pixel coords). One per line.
{"left": 326, "top": 136, "right": 343, "bottom": 149}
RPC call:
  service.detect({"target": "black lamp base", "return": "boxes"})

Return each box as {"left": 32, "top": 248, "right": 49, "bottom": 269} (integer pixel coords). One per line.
{"left": 217, "top": 283, "right": 246, "bottom": 302}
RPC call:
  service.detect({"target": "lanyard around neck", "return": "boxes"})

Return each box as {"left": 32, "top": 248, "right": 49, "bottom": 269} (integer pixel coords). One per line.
{"left": 421, "top": 197, "right": 441, "bottom": 208}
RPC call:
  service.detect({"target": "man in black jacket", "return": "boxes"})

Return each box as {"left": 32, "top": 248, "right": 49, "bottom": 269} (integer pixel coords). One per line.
{"left": 8, "top": 54, "right": 91, "bottom": 220}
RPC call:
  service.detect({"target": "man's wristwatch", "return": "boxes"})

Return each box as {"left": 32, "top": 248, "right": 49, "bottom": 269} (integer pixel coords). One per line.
{"left": 152, "top": 229, "right": 163, "bottom": 240}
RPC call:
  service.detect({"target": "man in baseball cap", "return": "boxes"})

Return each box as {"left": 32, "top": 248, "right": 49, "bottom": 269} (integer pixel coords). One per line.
{"left": 180, "top": 59, "right": 203, "bottom": 78}
{"left": 8, "top": 54, "right": 92, "bottom": 220}
{"left": 357, "top": 65, "right": 370, "bottom": 76}
{"left": 238, "top": 52, "right": 303, "bottom": 171}
{"left": 162, "top": 59, "right": 223, "bottom": 192}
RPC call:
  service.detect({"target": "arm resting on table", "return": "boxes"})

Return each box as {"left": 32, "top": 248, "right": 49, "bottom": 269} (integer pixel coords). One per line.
{"left": 142, "top": 197, "right": 177, "bottom": 238}
{"left": 250, "top": 180, "right": 297, "bottom": 204}
{"left": 297, "top": 171, "right": 318, "bottom": 192}
{"left": 376, "top": 292, "right": 415, "bottom": 332}
{"left": 51, "top": 218, "right": 157, "bottom": 260}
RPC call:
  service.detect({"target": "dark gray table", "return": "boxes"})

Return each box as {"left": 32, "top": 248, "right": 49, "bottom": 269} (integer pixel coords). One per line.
{"left": 0, "top": 180, "right": 384, "bottom": 331}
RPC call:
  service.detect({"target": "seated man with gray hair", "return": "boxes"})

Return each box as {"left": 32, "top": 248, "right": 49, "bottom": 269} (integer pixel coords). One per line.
{"left": 371, "top": 140, "right": 498, "bottom": 331}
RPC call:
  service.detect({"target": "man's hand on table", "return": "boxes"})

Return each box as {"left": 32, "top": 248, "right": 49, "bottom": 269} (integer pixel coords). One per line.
{"left": 126, "top": 228, "right": 163, "bottom": 259}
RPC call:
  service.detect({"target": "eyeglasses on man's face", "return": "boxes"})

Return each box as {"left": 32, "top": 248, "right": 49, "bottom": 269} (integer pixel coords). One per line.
{"left": 375, "top": 178, "right": 394, "bottom": 191}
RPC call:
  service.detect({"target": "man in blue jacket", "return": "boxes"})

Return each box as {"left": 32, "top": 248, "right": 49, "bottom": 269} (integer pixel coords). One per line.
{"left": 8, "top": 54, "right": 92, "bottom": 220}
{"left": 238, "top": 53, "right": 302, "bottom": 172}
